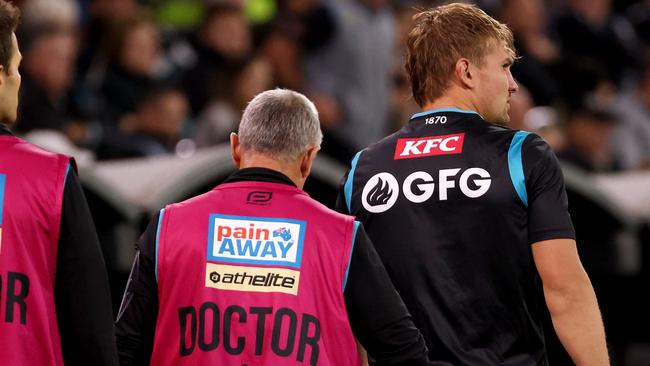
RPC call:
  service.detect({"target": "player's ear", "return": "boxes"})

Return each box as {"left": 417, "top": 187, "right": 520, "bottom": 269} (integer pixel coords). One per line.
{"left": 455, "top": 58, "right": 476, "bottom": 89}
{"left": 230, "top": 132, "right": 241, "bottom": 168}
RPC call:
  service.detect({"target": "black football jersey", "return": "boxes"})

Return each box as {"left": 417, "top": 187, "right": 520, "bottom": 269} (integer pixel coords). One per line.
{"left": 336, "top": 108, "right": 575, "bottom": 365}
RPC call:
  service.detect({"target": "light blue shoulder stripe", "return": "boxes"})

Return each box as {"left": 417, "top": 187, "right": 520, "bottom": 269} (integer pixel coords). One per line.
{"left": 155, "top": 208, "right": 165, "bottom": 281}
{"left": 508, "top": 131, "right": 530, "bottom": 207}
{"left": 63, "top": 162, "right": 71, "bottom": 186}
{"left": 0, "top": 174, "right": 6, "bottom": 226}
{"left": 410, "top": 108, "right": 479, "bottom": 120}
{"left": 343, "top": 221, "right": 361, "bottom": 291}
{"left": 344, "top": 150, "right": 363, "bottom": 213}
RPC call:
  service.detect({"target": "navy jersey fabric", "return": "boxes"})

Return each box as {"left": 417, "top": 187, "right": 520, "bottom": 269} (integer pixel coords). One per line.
{"left": 336, "top": 109, "right": 575, "bottom": 365}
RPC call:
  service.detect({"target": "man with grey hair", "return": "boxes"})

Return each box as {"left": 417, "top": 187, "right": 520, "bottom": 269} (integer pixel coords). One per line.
{"left": 115, "top": 89, "right": 431, "bottom": 365}
{"left": 235, "top": 88, "right": 323, "bottom": 166}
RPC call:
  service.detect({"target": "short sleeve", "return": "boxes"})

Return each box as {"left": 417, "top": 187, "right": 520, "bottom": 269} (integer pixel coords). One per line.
{"left": 522, "top": 133, "right": 576, "bottom": 244}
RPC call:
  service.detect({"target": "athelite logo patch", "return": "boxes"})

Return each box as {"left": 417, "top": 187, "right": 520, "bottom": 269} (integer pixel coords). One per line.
{"left": 206, "top": 214, "right": 306, "bottom": 295}
{"left": 394, "top": 133, "right": 465, "bottom": 160}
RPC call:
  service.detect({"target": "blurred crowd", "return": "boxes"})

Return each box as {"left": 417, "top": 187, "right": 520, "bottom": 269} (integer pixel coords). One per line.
{"left": 9, "top": 0, "right": 650, "bottom": 172}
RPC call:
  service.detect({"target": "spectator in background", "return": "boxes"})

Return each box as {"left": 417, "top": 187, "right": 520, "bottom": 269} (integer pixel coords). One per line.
{"left": 611, "top": 55, "right": 650, "bottom": 170}
{"left": 257, "top": 0, "right": 336, "bottom": 91}
{"left": 497, "top": 0, "right": 561, "bottom": 105}
{"left": 194, "top": 56, "right": 273, "bottom": 147}
{"left": 182, "top": 3, "right": 252, "bottom": 115}
{"left": 626, "top": 0, "right": 650, "bottom": 44}
{"left": 524, "top": 106, "right": 567, "bottom": 152}
{"left": 505, "top": 83, "right": 567, "bottom": 152}
{"left": 69, "top": 0, "right": 142, "bottom": 150}
{"left": 14, "top": 0, "right": 82, "bottom": 142}
{"left": 390, "top": 4, "right": 422, "bottom": 130}
{"left": 304, "top": 0, "right": 395, "bottom": 162}
{"left": 77, "top": 0, "right": 140, "bottom": 85}
{"left": 97, "top": 86, "right": 189, "bottom": 159}
{"left": 552, "top": 58, "right": 618, "bottom": 114}
{"left": 558, "top": 104, "right": 620, "bottom": 172}
{"left": 555, "top": 0, "right": 641, "bottom": 86}
{"left": 101, "top": 11, "right": 167, "bottom": 120}
{"left": 550, "top": 57, "right": 620, "bottom": 173}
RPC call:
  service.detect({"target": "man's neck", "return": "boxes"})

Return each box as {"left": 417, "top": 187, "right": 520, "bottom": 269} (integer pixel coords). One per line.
{"left": 421, "top": 94, "right": 479, "bottom": 114}
{"left": 239, "top": 154, "right": 303, "bottom": 188}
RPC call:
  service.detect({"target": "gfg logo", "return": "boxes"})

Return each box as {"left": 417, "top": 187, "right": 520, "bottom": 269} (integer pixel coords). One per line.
{"left": 361, "top": 168, "right": 492, "bottom": 213}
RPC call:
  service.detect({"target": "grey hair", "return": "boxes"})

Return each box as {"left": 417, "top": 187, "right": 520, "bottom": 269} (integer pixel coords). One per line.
{"left": 238, "top": 88, "right": 323, "bottom": 161}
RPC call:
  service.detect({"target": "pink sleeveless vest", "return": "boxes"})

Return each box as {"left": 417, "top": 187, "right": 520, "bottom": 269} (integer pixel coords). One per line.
{"left": 152, "top": 180, "right": 362, "bottom": 366}
{"left": 0, "top": 135, "right": 69, "bottom": 365}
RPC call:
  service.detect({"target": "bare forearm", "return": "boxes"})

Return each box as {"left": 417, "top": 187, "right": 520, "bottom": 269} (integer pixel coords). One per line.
{"left": 545, "top": 276, "right": 609, "bottom": 366}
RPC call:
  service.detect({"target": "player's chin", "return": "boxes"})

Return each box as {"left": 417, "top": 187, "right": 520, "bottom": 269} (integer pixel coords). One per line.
{"left": 500, "top": 106, "right": 511, "bottom": 123}
{"left": 491, "top": 111, "right": 510, "bottom": 126}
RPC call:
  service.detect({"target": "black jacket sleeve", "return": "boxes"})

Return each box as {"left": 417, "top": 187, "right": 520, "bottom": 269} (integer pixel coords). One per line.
{"left": 335, "top": 170, "right": 351, "bottom": 214}
{"left": 114, "top": 215, "right": 159, "bottom": 366}
{"left": 55, "top": 167, "right": 119, "bottom": 366}
{"left": 344, "top": 224, "right": 430, "bottom": 365}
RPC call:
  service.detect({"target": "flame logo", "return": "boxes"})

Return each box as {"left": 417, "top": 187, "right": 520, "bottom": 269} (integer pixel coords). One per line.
{"left": 367, "top": 177, "right": 393, "bottom": 206}
{"left": 362, "top": 172, "right": 399, "bottom": 213}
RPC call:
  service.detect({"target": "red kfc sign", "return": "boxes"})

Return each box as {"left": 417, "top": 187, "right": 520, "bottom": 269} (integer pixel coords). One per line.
{"left": 394, "top": 133, "right": 465, "bottom": 160}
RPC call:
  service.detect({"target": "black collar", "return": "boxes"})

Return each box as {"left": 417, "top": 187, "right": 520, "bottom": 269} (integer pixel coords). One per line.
{"left": 223, "top": 167, "right": 297, "bottom": 187}
{"left": 0, "top": 124, "right": 13, "bottom": 136}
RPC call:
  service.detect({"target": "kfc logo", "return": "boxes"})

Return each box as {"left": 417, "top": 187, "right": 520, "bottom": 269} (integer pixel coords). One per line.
{"left": 394, "top": 133, "right": 465, "bottom": 160}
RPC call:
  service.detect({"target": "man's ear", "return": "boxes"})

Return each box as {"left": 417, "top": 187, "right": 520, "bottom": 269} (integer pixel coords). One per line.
{"left": 300, "top": 146, "right": 320, "bottom": 179}
{"left": 455, "top": 58, "right": 476, "bottom": 89}
{"left": 0, "top": 65, "right": 6, "bottom": 87}
{"left": 230, "top": 132, "right": 241, "bottom": 168}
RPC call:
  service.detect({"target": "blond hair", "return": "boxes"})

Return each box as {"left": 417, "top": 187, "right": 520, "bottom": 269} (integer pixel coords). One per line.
{"left": 405, "top": 3, "right": 515, "bottom": 106}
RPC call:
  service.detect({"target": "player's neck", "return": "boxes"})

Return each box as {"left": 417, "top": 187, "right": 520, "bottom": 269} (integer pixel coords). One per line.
{"left": 422, "top": 94, "right": 479, "bottom": 115}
